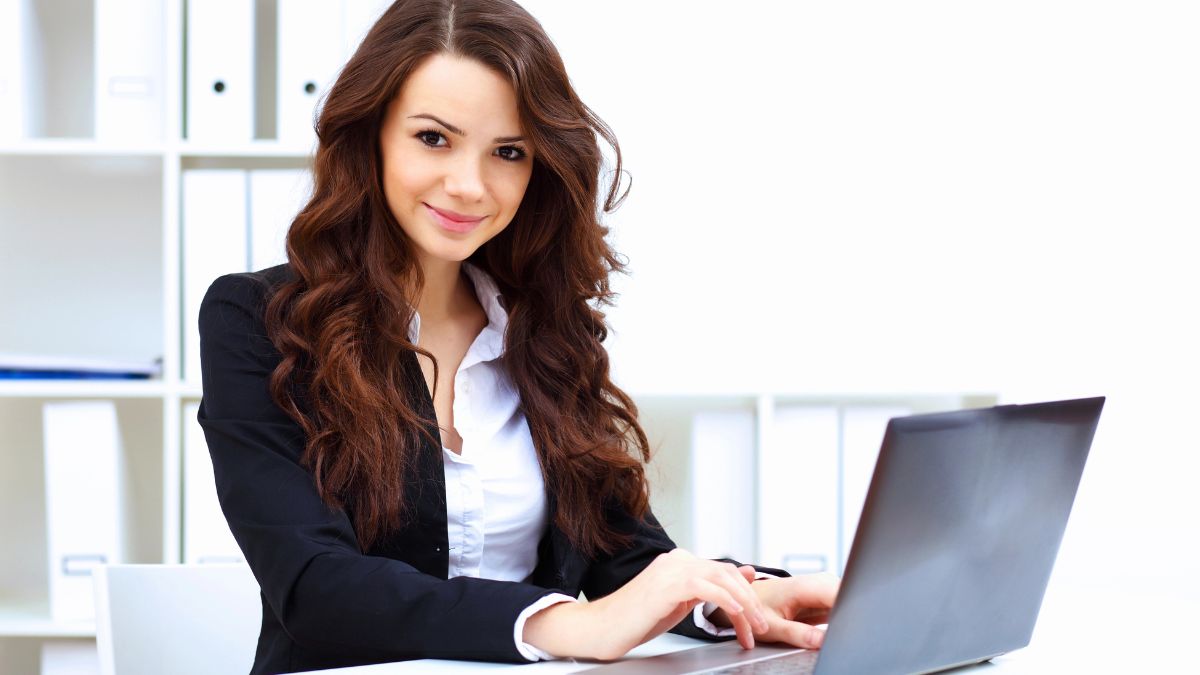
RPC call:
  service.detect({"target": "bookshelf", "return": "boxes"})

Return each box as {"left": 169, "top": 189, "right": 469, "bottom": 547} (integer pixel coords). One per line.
{"left": 0, "top": 1, "right": 994, "bottom": 672}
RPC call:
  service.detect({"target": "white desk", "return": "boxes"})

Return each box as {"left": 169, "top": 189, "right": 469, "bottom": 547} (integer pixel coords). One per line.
{"left": 292, "top": 588, "right": 1198, "bottom": 673}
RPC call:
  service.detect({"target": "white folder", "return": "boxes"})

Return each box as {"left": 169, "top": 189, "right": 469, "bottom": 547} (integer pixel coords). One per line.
{"left": 277, "top": 0, "right": 346, "bottom": 146}
{"left": 43, "top": 401, "right": 125, "bottom": 622}
{"left": 342, "top": 0, "right": 391, "bottom": 59}
{"left": 249, "top": 168, "right": 313, "bottom": 271}
{"left": 182, "top": 170, "right": 249, "bottom": 384}
{"left": 689, "top": 409, "right": 756, "bottom": 562}
{"left": 0, "top": 0, "right": 32, "bottom": 141}
{"left": 186, "top": 0, "right": 254, "bottom": 143}
{"left": 840, "top": 406, "right": 910, "bottom": 573}
{"left": 94, "top": 0, "right": 165, "bottom": 142}
{"left": 183, "top": 402, "right": 243, "bottom": 564}
{"left": 758, "top": 405, "right": 839, "bottom": 575}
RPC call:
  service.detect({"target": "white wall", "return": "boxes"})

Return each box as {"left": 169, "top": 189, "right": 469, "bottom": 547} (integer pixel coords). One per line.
{"left": 523, "top": 0, "right": 1200, "bottom": 597}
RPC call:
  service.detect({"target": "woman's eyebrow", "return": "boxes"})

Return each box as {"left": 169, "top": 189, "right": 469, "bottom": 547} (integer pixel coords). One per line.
{"left": 407, "top": 113, "right": 525, "bottom": 143}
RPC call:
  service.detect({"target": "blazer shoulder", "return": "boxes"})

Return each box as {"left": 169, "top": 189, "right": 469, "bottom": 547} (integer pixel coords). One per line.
{"left": 202, "top": 263, "right": 294, "bottom": 310}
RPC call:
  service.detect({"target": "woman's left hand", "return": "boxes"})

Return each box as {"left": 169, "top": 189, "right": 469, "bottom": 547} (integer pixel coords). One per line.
{"left": 710, "top": 570, "right": 840, "bottom": 650}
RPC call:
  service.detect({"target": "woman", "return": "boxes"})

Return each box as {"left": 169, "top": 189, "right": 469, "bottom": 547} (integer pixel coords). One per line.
{"left": 198, "top": 1, "right": 838, "bottom": 672}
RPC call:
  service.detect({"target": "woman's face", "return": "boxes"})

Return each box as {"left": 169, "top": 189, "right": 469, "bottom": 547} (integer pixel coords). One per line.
{"left": 378, "top": 53, "right": 534, "bottom": 268}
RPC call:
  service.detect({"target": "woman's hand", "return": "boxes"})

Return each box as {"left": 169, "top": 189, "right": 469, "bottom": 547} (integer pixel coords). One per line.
{"left": 522, "top": 548, "right": 771, "bottom": 660}
{"left": 709, "top": 572, "right": 840, "bottom": 650}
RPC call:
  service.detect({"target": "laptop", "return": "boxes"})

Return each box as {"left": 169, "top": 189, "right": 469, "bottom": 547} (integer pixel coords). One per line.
{"left": 588, "top": 396, "right": 1104, "bottom": 674}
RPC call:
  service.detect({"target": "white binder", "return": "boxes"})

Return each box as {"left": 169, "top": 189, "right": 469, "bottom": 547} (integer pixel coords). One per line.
{"left": 277, "top": 0, "right": 346, "bottom": 146}
{"left": 0, "top": 0, "right": 32, "bottom": 141}
{"left": 689, "top": 409, "right": 756, "bottom": 563}
{"left": 183, "top": 402, "right": 243, "bottom": 564}
{"left": 94, "top": 0, "right": 165, "bottom": 142}
{"left": 42, "top": 401, "right": 125, "bottom": 622}
{"left": 249, "top": 168, "right": 312, "bottom": 271}
{"left": 758, "top": 405, "right": 839, "bottom": 575}
{"left": 840, "top": 406, "right": 910, "bottom": 573}
{"left": 186, "top": 0, "right": 254, "bottom": 142}
{"left": 182, "top": 170, "right": 249, "bottom": 384}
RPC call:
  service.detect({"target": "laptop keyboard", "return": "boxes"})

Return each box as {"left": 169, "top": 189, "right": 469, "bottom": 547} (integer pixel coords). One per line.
{"left": 702, "top": 652, "right": 817, "bottom": 674}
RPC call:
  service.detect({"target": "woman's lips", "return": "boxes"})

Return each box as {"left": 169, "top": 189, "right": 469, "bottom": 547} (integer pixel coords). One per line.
{"left": 424, "top": 203, "right": 485, "bottom": 233}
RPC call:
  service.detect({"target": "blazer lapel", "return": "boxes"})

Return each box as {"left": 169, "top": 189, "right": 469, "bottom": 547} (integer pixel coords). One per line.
{"left": 369, "top": 349, "right": 450, "bottom": 579}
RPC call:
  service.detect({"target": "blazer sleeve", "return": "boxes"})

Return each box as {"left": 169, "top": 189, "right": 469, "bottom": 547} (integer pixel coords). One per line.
{"left": 579, "top": 500, "right": 790, "bottom": 641}
{"left": 197, "top": 272, "right": 561, "bottom": 663}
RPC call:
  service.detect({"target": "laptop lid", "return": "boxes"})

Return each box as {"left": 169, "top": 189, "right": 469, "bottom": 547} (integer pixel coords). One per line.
{"left": 813, "top": 396, "right": 1104, "bottom": 674}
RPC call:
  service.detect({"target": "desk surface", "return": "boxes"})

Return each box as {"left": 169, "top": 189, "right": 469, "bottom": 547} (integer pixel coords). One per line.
{"left": 292, "top": 587, "right": 1198, "bottom": 674}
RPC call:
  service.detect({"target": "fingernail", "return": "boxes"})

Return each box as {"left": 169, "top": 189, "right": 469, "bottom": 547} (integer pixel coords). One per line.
{"left": 813, "top": 629, "right": 825, "bottom": 648}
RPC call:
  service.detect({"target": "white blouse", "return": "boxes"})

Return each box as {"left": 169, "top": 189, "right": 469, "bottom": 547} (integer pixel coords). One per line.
{"left": 407, "top": 262, "right": 730, "bottom": 661}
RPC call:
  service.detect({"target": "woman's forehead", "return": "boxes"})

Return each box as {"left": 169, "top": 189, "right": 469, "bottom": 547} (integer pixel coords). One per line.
{"left": 392, "top": 54, "right": 524, "bottom": 136}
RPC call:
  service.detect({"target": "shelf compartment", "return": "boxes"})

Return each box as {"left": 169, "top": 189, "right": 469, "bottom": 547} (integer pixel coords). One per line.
{"left": 0, "top": 155, "right": 163, "bottom": 366}
{"left": 0, "top": 397, "right": 164, "bottom": 621}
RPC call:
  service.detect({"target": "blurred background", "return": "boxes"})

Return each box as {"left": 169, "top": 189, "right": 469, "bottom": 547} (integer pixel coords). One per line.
{"left": 1, "top": 0, "right": 1197, "bottom": 672}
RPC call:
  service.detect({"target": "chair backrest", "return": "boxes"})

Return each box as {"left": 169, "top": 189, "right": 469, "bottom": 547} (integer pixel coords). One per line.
{"left": 93, "top": 564, "right": 260, "bottom": 675}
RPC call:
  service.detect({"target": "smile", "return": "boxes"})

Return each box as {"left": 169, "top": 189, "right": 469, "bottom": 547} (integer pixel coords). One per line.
{"left": 424, "top": 203, "right": 485, "bottom": 234}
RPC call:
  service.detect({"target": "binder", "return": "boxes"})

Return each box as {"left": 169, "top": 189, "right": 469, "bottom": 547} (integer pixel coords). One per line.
{"left": 249, "top": 169, "right": 312, "bottom": 270}
{"left": 182, "top": 170, "right": 249, "bottom": 383}
{"left": 277, "top": 0, "right": 346, "bottom": 146}
{"left": 689, "top": 409, "right": 756, "bottom": 562}
{"left": 43, "top": 401, "right": 124, "bottom": 621}
{"left": 758, "top": 405, "right": 839, "bottom": 575}
{"left": 0, "top": 0, "right": 32, "bottom": 141}
{"left": 94, "top": 0, "right": 165, "bottom": 141}
{"left": 183, "top": 402, "right": 243, "bottom": 564}
{"left": 839, "top": 405, "right": 911, "bottom": 573}
{"left": 186, "top": 0, "right": 254, "bottom": 142}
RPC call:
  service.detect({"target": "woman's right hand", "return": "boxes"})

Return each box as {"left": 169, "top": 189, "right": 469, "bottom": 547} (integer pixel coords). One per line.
{"left": 522, "top": 548, "right": 771, "bottom": 660}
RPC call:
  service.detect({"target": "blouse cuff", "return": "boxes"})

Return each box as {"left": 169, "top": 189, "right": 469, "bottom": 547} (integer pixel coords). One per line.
{"left": 693, "top": 571, "right": 778, "bottom": 637}
{"left": 513, "top": 593, "right": 578, "bottom": 661}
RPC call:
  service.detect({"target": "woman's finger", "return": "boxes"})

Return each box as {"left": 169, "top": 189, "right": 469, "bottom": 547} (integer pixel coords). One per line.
{"left": 771, "top": 616, "right": 827, "bottom": 650}
{"left": 715, "top": 563, "right": 768, "bottom": 633}
{"left": 687, "top": 577, "right": 757, "bottom": 650}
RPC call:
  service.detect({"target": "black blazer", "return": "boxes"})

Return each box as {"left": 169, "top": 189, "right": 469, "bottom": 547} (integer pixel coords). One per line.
{"left": 198, "top": 264, "right": 787, "bottom": 675}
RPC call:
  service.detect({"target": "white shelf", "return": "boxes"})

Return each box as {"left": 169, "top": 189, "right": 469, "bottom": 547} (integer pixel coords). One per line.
{"left": 0, "top": 605, "right": 95, "bottom": 638}
{"left": 0, "top": 139, "right": 317, "bottom": 159}
{"left": 175, "top": 141, "right": 315, "bottom": 158}
{"left": 0, "top": 380, "right": 167, "bottom": 399}
{"left": 0, "top": 139, "right": 166, "bottom": 157}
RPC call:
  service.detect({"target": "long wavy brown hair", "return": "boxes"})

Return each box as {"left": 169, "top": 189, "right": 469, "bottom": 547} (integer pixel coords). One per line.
{"left": 264, "top": 0, "right": 652, "bottom": 558}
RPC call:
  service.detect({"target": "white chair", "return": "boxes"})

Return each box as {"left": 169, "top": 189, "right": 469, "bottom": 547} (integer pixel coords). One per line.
{"left": 93, "top": 564, "right": 261, "bottom": 675}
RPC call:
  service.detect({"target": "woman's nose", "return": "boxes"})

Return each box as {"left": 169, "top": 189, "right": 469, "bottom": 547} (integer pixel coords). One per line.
{"left": 443, "top": 154, "right": 486, "bottom": 202}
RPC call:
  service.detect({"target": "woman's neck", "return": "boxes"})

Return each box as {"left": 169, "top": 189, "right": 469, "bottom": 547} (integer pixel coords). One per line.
{"left": 415, "top": 256, "right": 472, "bottom": 323}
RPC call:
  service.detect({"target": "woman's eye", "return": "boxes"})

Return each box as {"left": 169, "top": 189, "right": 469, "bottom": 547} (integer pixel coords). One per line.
{"left": 498, "top": 146, "right": 527, "bottom": 162}
{"left": 416, "top": 130, "right": 445, "bottom": 147}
